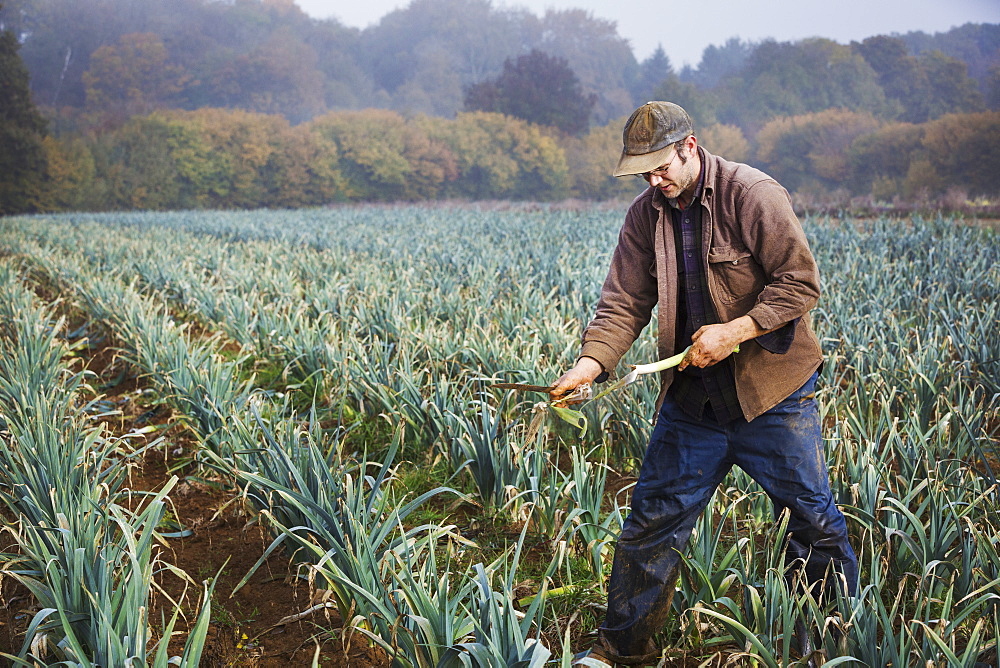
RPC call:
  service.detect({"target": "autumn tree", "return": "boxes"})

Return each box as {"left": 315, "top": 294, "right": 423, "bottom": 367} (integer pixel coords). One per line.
{"left": 465, "top": 49, "right": 596, "bottom": 136}
{"left": 0, "top": 23, "right": 48, "bottom": 214}
{"left": 88, "top": 107, "right": 347, "bottom": 209}
{"left": 89, "top": 114, "right": 183, "bottom": 209}
{"left": 308, "top": 109, "right": 457, "bottom": 201}
{"left": 697, "top": 124, "right": 749, "bottom": 162}
{"left": 755, "top": 109, "right": 882, "bottom": 194}
{"left": 39, "top": 135, "right": 96, "bottom": 211}
{"left": 83, "top": 32, "right": 187, "bottom": 122}
{"left": 560, "top": 117, "right": 641, "bottom": 200}
{"left": 8, "top": 0, "right": 192, "bottom": 110}
{"left": 416, "top": 111, "right": 569, "bottom": 200}
{"left": 920, "top": 111, "right": 1000, "bottom": 197}
{"left": 169, "top": 109, "right": 294, "bottom": 208}
{"left": 846, "top": 121, "right": 926, "bottom": 199}
{"left": 138, "top": 108, "right": 346, "bottom": 209}
{"left": 206, "top": 27, "right": 325, "bottom": 123}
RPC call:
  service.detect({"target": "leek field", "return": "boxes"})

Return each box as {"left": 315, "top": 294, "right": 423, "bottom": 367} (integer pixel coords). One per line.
{"left": 0, "top": 205, "right": 997, "bottom": 667}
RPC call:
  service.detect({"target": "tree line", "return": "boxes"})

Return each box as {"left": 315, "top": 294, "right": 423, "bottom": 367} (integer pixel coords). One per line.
{"left": 0, "top": 0, "right": 644, "bottom": 125}
{"left": 7, "top": 104, "right": 998, "bottom": 214}
{"left": 1, "top": 0, "right": 998, "bottom": 214}
{"left": 2, "top": 0, "right": 997, "bottom": 129}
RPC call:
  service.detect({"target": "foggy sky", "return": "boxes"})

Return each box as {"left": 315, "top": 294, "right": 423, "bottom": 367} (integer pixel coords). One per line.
{"left": 303, "top": 0, "right": 1000, "bottom": 66}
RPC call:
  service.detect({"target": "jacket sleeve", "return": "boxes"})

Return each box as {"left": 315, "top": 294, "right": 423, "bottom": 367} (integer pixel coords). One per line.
{"left": 738, "top": 180, "right": 821, "bottom": 331}
{"left": 579, "top": 201, "right": 659, "bottom": 373}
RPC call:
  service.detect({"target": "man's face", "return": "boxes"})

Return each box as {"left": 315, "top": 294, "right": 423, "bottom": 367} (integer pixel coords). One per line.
{"left": 642, "top": 138, "right": 698, "bottom": 200}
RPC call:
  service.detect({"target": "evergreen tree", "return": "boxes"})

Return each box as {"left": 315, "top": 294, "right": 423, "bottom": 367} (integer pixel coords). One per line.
{"left": 0, "top": 16, "right": 48, "bottom": 214}
{"left": 686, "top": 37, "right": 755, "bottom": 88}
{"left": 630, "top": 45, "right": 673, "bottom": 104}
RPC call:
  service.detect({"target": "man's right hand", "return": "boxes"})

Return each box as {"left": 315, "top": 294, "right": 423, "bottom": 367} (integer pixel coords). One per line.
{"left": 550, "top": 356, "right": 603, "bottom": 401}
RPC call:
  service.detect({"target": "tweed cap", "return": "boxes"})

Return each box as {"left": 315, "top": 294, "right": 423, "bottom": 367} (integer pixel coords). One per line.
{"left": 613, "top": 101, "right": 693, "bottom": 177}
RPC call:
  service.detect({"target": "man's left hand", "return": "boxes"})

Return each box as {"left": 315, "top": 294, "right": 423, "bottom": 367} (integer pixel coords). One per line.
{"left": 679, "top": 316, "right": 763, "bottom": 370}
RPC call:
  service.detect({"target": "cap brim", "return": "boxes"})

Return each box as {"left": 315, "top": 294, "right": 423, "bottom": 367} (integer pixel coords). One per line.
{"left": 612, "top": 144, "right": 675, "bottom": 177}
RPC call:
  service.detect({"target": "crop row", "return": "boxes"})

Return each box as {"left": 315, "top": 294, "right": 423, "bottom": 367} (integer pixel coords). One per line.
{"left": 1, "top": 208, "right": 998, "bottom": 665}
{"left": 2, "top": 230, "right": 570, "bottom": 665}
{"left": 0, "top": 259, "right": 214, "bottom": 667}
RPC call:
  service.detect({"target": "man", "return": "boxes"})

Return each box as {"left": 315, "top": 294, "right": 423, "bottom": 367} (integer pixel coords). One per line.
{"left": 551, "top": 101, "right": 858, "bottom": 666}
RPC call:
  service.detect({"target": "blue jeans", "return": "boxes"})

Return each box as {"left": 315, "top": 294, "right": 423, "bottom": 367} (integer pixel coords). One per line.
{"left": 599, "top": 372, "right": 858, "bottom": 659}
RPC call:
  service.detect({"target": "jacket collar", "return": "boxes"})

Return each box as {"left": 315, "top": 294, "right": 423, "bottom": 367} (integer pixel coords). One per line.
{"left": 698, "top": 146, "right": 715, "bottom": 202}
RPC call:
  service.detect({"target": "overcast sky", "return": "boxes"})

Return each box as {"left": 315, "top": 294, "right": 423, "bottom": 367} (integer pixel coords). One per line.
{"left": 300, "top": 0, "right": 1000, "bottom": 67}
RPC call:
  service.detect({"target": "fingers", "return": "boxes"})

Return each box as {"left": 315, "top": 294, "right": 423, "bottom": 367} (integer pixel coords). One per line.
{"left": 681, "top": 332, "right": 740, "bottom": 370}
{"left": 679, "top": 331, "right": 708, "bottom": 370}
{"left": 549, "top": 375, "right": 577, "bottom": 399}
{"left": 682, "top": 323, "right": 743, "bottom": 369}
{"left": 682, "top": 341, "right": 718, "bottom": 369}
{"left": 549, "top": 367, "right": 582, "bottom": 398}
{"left": 550, "top": 358, "right": 603, "bottom": 400}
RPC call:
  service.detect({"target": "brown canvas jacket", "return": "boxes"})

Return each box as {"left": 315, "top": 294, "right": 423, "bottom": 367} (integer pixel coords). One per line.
{"left": 580, "top": 147, "right": 823, "bottom": 421}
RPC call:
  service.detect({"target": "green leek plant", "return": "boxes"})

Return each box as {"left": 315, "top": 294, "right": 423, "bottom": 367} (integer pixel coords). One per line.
{"left": 4, "top": 482, "right": 206, "bottom": 667}
{"left": 439, "top": 525, "right": 559, "bottom": 668}
{"left": 206, "top": 401, "right": 462, "bottom": 623}
{"left": 692, "top": 512, "right": 791, "bottom": 666}
{"left": 213, "top": 407, "right": 473, "bottom": 667}
{"left": 672, "top": 491, "right": 749, "bottom": 638}
{"left": 523, "top": 466, "right": 575, "bottom": 542}
{"left": 0, "top": 265, "right": 214, "bottom": 667}
{"left": 352, "top": 338, "right": 443, "bottom": 448}
{"left": 447, "top": 395, "right": 532, "bottom": 514}
{"left": 565, "top": 446, "right": 619, "bottom": 581}
{"left": 323, "top": 522, "right": 474, "bottom": 668}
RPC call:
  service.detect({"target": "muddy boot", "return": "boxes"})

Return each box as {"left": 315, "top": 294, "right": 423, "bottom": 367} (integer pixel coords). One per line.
{"left": 794, "top": 619, "right": 818, "bottom": 668}
{"left": 573, "top": 637, "right": 660, "bottom": 667}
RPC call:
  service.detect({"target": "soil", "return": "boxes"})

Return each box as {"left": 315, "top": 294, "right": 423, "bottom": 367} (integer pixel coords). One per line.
{"left": 0, "top": 272, "right": 755, "bottom": 667}
{"left": 0, "top": 292, "right": 388, "bottom": 667}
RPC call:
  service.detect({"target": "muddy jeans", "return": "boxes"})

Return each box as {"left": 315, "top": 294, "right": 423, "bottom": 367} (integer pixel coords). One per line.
{"left": 599, "top": 372, "right": 858, "bottom": 659}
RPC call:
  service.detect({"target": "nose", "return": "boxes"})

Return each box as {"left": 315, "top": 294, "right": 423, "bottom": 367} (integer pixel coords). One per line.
{"left": 649, "top": 174, "right": 664, "bottom": 186}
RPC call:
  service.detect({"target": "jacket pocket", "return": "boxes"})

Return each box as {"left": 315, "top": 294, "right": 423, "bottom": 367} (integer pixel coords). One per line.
{"left": 708, "top": 245, "right": 759, "bottom": 304}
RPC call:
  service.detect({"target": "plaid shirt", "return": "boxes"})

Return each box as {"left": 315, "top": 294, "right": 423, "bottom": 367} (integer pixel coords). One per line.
{"left": 666, "top": 168, "right": 743, "bottom": 424}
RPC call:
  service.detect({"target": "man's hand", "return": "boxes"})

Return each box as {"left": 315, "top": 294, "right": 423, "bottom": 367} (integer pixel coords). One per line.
{"left": 679, "top": 316, "right": 768, "bottom": 370}
{"left": 550, "top": 356, "right": 603, "bottom": 401}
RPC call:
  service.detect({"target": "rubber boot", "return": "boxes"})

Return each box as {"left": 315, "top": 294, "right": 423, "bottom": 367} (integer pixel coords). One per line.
{"left": 794, "top": 619, "right": 818, "bottom": 668}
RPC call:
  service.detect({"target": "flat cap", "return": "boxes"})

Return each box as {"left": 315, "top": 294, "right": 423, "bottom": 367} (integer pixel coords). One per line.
{"left": 613, "top": 101, "right": 693, "bottom": 177}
